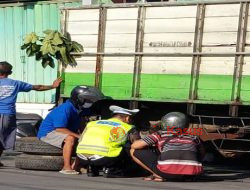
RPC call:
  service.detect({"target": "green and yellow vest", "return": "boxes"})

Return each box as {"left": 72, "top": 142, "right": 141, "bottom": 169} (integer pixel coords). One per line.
{"left": 77, "top": 118, "right": 133, "bottom": 157}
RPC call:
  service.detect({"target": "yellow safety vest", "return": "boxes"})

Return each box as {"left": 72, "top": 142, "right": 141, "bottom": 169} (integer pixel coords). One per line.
{"left": 76, "top": 118, "right": 133, "bottom": 157}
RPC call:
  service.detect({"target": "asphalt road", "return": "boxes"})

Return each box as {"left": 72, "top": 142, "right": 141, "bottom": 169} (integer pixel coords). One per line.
{"left": 0, "top": 152, "right": 250, "bottom": 190}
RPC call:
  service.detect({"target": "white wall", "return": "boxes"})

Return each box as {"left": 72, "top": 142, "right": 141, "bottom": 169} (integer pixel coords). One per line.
{"left": 16, "top": 103, "right": 55, "bottom": 118}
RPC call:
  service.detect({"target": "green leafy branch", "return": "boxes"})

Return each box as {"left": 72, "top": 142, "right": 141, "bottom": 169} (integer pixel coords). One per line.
{"left": 21, "top": 30, "right": 83, "bottom": 68}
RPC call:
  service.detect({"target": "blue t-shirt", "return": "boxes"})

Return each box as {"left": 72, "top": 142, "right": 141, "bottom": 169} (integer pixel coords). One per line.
{"left": 37, "top": 100, "right": 82, "bottom": 139}
{"left": 0, "top": 78, "right": 32, "bottom": 115}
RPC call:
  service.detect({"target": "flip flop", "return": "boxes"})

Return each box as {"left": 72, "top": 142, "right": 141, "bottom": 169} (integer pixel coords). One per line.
{"left": 143, "top": 175, "right": 154, "bottom": 181}
{"left": 59, "top": 169, "right": 79, "bottom": 175}
{"left": 153, "top": 177, "right": 165, "bottom": 182}
{"left": 143, "top": 175, "right": 165, "bottom": 182}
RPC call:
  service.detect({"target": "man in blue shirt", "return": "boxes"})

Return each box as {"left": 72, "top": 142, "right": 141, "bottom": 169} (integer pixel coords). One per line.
{"left": 37, "top": 86, "right": 105, "bottom": 175}
{"left": 0, "top": 61, "right": 62, "bottom": 166}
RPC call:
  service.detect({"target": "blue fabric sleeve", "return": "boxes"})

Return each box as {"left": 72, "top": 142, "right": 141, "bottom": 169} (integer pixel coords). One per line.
{"left": 18, "top": 81, "right": 32, "bottom": 92}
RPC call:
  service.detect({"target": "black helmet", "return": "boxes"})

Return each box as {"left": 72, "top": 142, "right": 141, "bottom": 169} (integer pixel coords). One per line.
{"left": 70, "top": 86, "right": 105, "bottom": 110}
{"left": 161, "top": 112, "right": 188, "bottom": 131}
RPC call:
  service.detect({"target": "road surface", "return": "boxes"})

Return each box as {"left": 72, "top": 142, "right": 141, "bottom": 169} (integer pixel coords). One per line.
{"left": 0, "top": 151, "right": 250, "bottom": 190}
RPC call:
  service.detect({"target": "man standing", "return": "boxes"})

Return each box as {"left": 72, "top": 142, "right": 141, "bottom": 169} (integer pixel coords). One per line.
{"left": 0, "top": 61, "right": 62, "bottom": 166}
{"left": 37, "top": 86, "right": 105, "bottom": 174}
{"left": 76, "top": 105, "right": 139, "bottom": 178}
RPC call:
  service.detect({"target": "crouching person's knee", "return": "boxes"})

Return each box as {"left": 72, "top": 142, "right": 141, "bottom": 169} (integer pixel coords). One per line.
{"left": 64, "top": 135, "right": 76, "bottom": 146}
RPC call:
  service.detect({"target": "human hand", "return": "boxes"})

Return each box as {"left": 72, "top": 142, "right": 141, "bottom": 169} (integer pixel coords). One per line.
{"left": 52, "top": 77, "right": 63, "bottom": 88}
{"left": 75, "top": 134, "right": 80, "bottom": 139}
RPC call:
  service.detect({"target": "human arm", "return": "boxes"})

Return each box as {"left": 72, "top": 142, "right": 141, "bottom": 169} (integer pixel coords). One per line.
{"left": 131, "top": 131, "right": 160, "bottom": 149}
{"left": 131, "top": 139, "right": 148, "bottom": 149}
{"left": 55, "top": 128, "right": 80, "bottom": 138}
{"left": 32, "top": 77, "right": 62, "bottom": 91}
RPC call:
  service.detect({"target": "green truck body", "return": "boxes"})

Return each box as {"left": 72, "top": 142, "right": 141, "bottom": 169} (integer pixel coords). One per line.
{"left": 61, "top": 0, "right": 250, "bottom": 117}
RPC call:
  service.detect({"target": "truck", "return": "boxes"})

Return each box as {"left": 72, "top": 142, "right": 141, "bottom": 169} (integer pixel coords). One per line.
{"left": 60, "top": 0, "right": 250, "bottom": 157}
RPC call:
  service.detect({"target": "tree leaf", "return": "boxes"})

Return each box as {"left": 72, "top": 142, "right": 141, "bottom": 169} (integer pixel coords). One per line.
{"left": 72, "top": 41, "right": 83, "bottom": 52}
{"left": 65, "top": 43, "right": 73, "bottom": 52}
{"left": 52, "top": 32, "right": 63, "bottom": 45}
{"left": 26, "top": 46, "right": 32, "bottom": 57}
{"left": 58, "top": 47, "right": 69, "bottom": 66}
{"left": 48, "top": 58, "right": 55, "bottom": 68}
{"left": 41, "top": 40, "right": 55, "bottom": 55}
{"left": 68, "top": 54, "right": 77, "bottom": 67}
{"left": 41, "top": 56, "right": 53, "bottom": 68}
{"left": 43, "top": 29, "right": 54, "bottom": 35}
{"left": 24, "top": 32, "right": 38, "bottom": 44}
{"left": 35, "top": 52, "right": 43, "bottom": 61}
{"left": 21, "top": 43, "right": 30, "bottom": 50}
{"left": 31, "top": 44, "right": 41, "bottom": 52}
{"left": 44, "top": 30, "right": 55, "bottom": 40}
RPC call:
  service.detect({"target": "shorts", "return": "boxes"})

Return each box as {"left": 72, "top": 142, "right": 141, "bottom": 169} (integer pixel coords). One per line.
{"left": 0, "top": 114, "right": 17, "bottom": 150}
{"left": 133, "top": 149, "right": 198, "bottom": 181}
{"left": 40, "top": 131, "right": 68, "bottom": 148}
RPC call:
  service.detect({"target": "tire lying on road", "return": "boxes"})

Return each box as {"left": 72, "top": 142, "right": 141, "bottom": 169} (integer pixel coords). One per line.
{"left": 15, "top": 154, "right": 64, "bottom": 171}
{"left": 15, "top": 137, "right": 62, "bottom": 155}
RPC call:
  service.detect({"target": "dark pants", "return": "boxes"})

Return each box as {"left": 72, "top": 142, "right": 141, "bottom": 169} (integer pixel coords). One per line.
{"left": 77, "top": 148, "right": 128, "bottom": 169}
{"left": 0, "top": 114, "right": 17, "bottom": 150}
{"left": 78, "top": 155, "right": 121, "bottom": 169}
{"left": 134, "top": 148, "right": 199, "bottom": 181}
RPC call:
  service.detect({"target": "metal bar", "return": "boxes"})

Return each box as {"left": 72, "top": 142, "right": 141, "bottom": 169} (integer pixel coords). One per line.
{"left": 219, "top": 149, "right": 250, "bottom": 153}
{"left": 58, "top": 9, "right": 69, "bottom": 103}
{"left": 95, "top": 8, "right": 107, "bottom": 89}
{"left": 188, "top": 4, "right": 205, "bottom": 115}
{"left": 221, "top": 138, "right": 250, "bottom": 142}
{"left": 199, "top": 116, "right": 221, "bottom": 152}
{"left": 0, "top": 0, "right": 79, "bottom": 7}
{"left": 192, "top": 114, "right": 250, "bottom": 120}
{"left": 61, "top": 0, "right": 250, "bottom": 10}
{"left": 230, "top": 2, "right": 249, "bottom": 116}
{"left": 240, "top": 118, "right": 245, "bottom": 127}
{"left": 71, "top": 52, "right": 250, "bottom": 56}
{"left": 130, "top": 6, "right": 146, "bottom": 109}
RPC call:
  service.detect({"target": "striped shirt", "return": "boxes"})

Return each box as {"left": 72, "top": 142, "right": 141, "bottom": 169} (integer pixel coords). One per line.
{"left": 142, "top": 131, "right": 203, "bottom": 175}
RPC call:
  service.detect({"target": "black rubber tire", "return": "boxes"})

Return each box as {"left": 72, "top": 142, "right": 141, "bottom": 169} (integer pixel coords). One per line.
{"left": 15, "top": 137, "right": 62, "bottom": 155}
{"left": 15, "top": 154, "right": 63, "bottom": 171}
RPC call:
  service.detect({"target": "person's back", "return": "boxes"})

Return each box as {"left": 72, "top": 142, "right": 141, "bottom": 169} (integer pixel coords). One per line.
{"left": 77, "top": 117, "right": 133, "bottom": 157}
{"left": 37, "top": 100, "right": 81, "bottom": 140}
{"left": 152, "top": 132, "right": 203, "bottom": 176}
{"left": 0, "top": 78, "right": 32, "bottom": 114}
{"left": 76, "top": 105, "right": 139, "bottom": 178}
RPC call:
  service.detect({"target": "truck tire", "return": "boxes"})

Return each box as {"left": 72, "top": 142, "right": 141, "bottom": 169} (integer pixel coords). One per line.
{"left": 15, "top": 154, "right": 63, "bottom": 171}
{"left": 15, "top": 137, "right": 62, "bottom": 155}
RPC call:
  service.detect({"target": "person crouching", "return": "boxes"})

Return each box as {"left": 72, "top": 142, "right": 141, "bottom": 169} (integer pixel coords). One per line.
{"left": 130, "top": 112, "right": 205, "bottom": 182}
{"left": 75, "top": 105, "right": 139, "bottom": 178}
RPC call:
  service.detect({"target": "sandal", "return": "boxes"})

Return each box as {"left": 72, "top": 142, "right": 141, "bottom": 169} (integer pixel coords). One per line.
{"left": 154, "top": 177, "right": 165, "bottom": 182}
{"left": 143, "top": 175, "right": 155, "bottom": 181}
{"left": 143, "top": 175, "right": 165, "bottom": 182}
{"left": 59, "top": 169, "right": 79, "bottom": 175}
